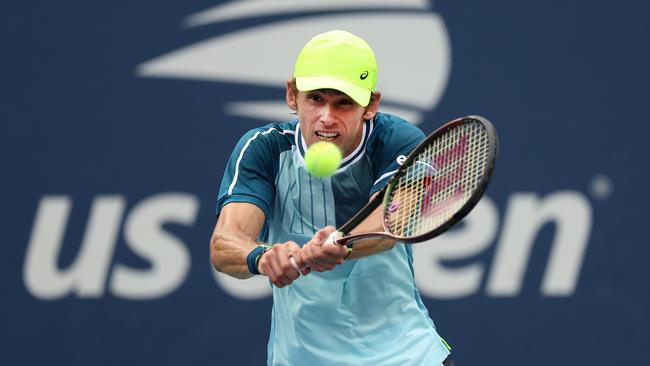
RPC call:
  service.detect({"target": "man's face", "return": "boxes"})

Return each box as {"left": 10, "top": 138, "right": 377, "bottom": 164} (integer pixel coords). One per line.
{"left": 286, "top": 81, "right": 380, "bottom": 158}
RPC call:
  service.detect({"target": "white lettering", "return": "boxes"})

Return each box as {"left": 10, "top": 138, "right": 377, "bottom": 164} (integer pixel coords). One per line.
{"left": 24, "top": 196, "right": 125, "bottom": 299}
{"left": 23, "top": 190, "right": 594, "bottom": 301}
{"left": 110, "top": 193, "right": 198, "bottom": 299}
{"left": 487, "top": 191, "right": 592, "bottom": 296}
{"left": 413, "top": 198, "right": 499, "bottom": 299}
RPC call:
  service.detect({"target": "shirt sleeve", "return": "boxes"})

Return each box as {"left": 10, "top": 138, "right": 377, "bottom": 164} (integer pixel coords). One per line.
{"left": 215, "top": 128, "right": 277, "bottom": 219}
{"left": 368, "top": 115, "right": 426, "bottom": 197}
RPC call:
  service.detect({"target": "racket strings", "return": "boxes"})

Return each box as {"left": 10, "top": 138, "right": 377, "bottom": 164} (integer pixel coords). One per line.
{"left": 384, "top": 121, "right": 491, "bottom": 238}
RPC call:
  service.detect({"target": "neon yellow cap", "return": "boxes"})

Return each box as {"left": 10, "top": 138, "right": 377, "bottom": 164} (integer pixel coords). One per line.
{"left": 293, "top": 30, "right": 377, "bottom": 107}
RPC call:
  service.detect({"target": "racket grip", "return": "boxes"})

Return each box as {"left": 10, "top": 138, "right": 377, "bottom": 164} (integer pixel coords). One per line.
{"left": 289, "top": 256, "right": 301, "bottom": 275}
{"left": 324, "top": 231, "right": 339, "bottom": 246}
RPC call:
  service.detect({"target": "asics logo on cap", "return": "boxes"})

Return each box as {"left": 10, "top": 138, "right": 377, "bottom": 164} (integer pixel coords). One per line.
{"left": 360, "top": 71, "right": 369, "bottom": 80}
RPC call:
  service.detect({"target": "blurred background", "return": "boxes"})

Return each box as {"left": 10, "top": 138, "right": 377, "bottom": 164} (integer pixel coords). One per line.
{"left": 2, "top": 1, "right": 649, "bottom": 365}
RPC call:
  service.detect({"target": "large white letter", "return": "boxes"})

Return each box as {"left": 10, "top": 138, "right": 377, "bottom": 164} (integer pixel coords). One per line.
{"left": 24, "top": 196, "right": 125, "bottom": 299}
{"left": 413, "top": 198, "right": 499, "bottom": 299}
{"left": 110, "top": 193, "right": 198, "bottom": 300}
{"left": 487, "top": 191, "right": 592, "bottom": 296}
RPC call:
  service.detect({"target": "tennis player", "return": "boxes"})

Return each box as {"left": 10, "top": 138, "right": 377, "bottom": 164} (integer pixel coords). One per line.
{"left": 211, "top": 30, "right": 455, "bottom": 366}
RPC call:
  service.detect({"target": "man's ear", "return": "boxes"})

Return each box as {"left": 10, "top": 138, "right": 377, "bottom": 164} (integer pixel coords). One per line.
{"left": 363, "top": 91, "right": 381, "bottom": 120}
{"left": 286, "top": 79, "right": 297, "bottom": 110}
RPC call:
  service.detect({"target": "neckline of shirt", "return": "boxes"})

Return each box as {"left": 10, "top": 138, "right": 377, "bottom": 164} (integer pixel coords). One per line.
{"left": 294, "top": 118, "right": 375, "bottom": 174}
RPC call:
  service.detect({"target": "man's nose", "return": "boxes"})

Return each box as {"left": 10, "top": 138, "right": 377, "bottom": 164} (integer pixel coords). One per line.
{"left": 320, "top": 104, "right": 336, "bottom": 126}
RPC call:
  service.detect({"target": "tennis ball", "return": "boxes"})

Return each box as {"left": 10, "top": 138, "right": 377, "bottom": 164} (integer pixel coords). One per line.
{"left": 304, "top": 141, "right": 342, "bottom": 177}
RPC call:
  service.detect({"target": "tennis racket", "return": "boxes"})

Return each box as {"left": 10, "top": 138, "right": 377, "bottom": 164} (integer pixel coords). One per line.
{"left": 329, "top": 114, "right": 498, "bottom": 246}
{"left": 290, "top": 115, "right": 498, "bottom": 272}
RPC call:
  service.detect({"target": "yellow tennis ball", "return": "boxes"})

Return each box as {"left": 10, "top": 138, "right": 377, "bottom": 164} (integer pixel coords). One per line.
{"left": 304, "top": 141, "right": 342, "bottom": 177}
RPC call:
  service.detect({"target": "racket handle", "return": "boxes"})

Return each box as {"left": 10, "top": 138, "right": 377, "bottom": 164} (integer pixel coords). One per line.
{"left": 324, "top": 231, "right": 339, "bottom": 246}
{"left": 289, "top": 256, "right": 301, "bottom": 275}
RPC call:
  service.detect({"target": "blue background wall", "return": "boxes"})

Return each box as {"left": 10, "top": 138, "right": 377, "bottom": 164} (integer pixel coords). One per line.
{"left": 2, "top": 1, "right": 649, "bottom": 365}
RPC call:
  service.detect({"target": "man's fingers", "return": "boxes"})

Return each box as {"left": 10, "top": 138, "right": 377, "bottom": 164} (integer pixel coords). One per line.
{"left": 303, "top": 240, "right": 347, "bottom": 270}
{"left": 323, "top": 241, "right": 349, "bottom": 258}
{"left": 315, "top": 242, "right": 348, "bottom": 262}
{"left": 289, "top": 256, "right": 306, "bottom": 275}
{"left": 299, "top": 228, "right": 348, "bottom": 273}
{"left": 286, "top": 242, "right": 311, "bottom": 276}
{"left": 276, "top": 247, "right": 300, "bottom": 282}
{"left": 314, "top": 226, "right": 337, "bottom": 245}
{"left": 301, "top": 243, "right": 328, "bottom": 272}
{"left": 267, "top": 258, "right": 292, "bottom": 287}
{"left": 260, "top": 243, "right": 305, "bottom": 287}
{"left": 323, "top": 230, "right": 342, "bottom": 246}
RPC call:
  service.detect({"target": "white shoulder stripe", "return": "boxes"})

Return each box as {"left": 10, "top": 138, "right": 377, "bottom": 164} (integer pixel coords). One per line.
{"left": 374, "top": 169, "right": 398, "bottom": 185}
{"left": 228, "top": 127, "right": 293, "bottom": 195}
{"left": 340, "top": 119, "right": 368, "bottom": 165}
{"left": 334, "top": 118, "right": 374, "bottom": 173}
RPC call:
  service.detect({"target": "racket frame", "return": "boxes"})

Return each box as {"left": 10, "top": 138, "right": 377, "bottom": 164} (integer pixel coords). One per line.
{"left": 334, "top": 115, "right": 498, "bottom": 246}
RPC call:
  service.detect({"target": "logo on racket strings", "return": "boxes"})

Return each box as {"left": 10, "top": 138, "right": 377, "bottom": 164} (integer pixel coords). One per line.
{"left": 420, "top": 134, "right": 468, "bottom": 217}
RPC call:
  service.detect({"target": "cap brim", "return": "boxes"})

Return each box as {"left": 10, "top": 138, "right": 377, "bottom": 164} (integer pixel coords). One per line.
{"left": 296, "top": 76, "right": 371, "bottom": 107}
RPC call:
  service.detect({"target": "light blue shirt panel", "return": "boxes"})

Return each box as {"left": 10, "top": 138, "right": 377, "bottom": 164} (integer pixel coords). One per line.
{"left": 268, "top": 147, "right": 337, "bottom": 245}
{"left": 268, "top": 247, "right": 450, "bottom": 365}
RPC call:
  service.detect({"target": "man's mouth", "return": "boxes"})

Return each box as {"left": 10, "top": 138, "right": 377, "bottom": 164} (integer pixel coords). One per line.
{"left": 315, "top": 131, "right": 340, "bottom": 141}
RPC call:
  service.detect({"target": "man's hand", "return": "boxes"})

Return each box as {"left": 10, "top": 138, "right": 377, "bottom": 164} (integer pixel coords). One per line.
{"left": 301, "top": 226, "right": 349, "bottom": 272}
{"left": 257, "top": 241, "right": 306, "bottom": 288}
{"left": 256, "top": 226, "right": 348, "bottom": 287}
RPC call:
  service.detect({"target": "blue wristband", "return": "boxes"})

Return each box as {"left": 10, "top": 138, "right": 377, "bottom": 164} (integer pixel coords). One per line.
{"left": 246, "top": 246, "right": 269, "bottom": 275}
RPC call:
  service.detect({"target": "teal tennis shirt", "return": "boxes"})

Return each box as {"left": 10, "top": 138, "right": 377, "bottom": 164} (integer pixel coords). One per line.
{"left": 216, "top": 113, "right": 451, "bottom": 365}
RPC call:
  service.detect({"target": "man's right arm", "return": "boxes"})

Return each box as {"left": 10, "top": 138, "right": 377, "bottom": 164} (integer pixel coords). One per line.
{"left": 210, "top": 202, "right": 265, "bottom": 279}
{"left": 210, "top": 202, "right": 306, "bottom": 287}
